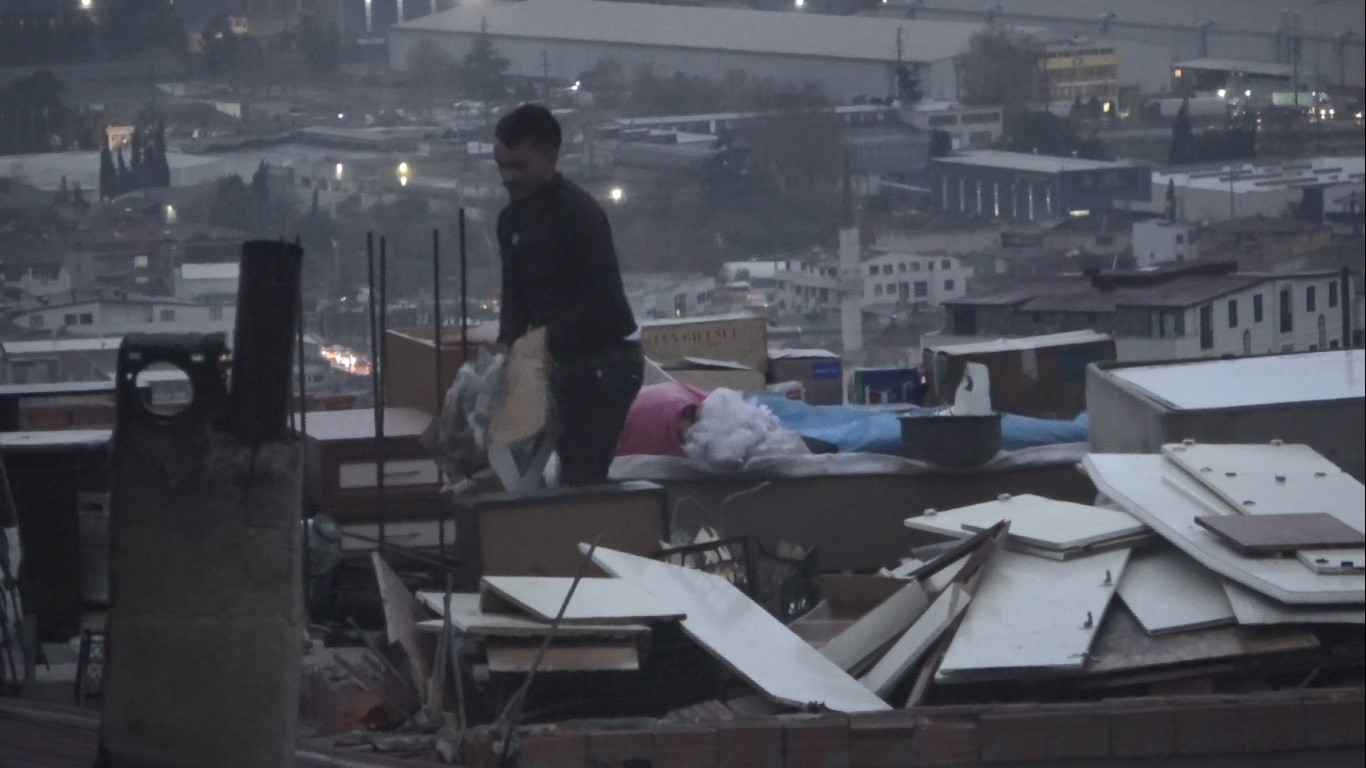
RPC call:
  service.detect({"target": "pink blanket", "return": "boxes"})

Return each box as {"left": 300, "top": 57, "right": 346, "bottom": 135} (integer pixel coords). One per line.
{"left": 615, "top": 382, "right": 710, "bottom": 457}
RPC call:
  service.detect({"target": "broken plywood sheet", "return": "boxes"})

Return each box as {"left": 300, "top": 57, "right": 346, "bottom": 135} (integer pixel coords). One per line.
{"left": 1194, "top": 513, "right": 1364, "bottom": 553}
{"left": 860, "top": 584, "right": 972, "bottom": 698}
{"left": 415, "top": 593, "right": 650, "bottom": 638}
{"left": 1086, "top": 602, "right": 1319, "bottom": 677}
{"left": 819, "top": 580, "right": 930, "bottom": 674}
{"left": 936, "top": 547, "right": 1130, "bottom": 683}
{"left": 905, "top": 494, "right": 1146, "bottom": 552}
{"left": 372, "top": 552, "right": 434, "bottom": 692}
{"left": 1084, "top": 454, "right": 1366, "bottom": 606}
{"left": 484, "top": 640, "right": 639, "bottom": 673}
{"left": 1162, "top": 443, "right": 1365, "bottom": 533}
{"left": 1221, "top": 580, "right": 1366, "bottom": 626}
{"left": 479, "top": 576, "right": 686, "bottom": 624}
{"left": 589, "top": 545, "right": 890, "bottom": 713}
{"left": 1117, "top": 545, "right": 1236, "bottom": 635}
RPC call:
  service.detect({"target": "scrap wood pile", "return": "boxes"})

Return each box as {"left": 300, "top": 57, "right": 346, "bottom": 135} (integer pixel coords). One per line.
{"left": 304, "top": 441, "right": 1364, "bottom": 765}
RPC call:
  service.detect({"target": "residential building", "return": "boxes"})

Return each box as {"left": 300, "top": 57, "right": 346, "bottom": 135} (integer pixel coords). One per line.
{"left": 390, "top": 0, "right": 1044, "bottom": 103}
{"left": 774, "top": 251, "right": 841, "bottom": 316}
{"left": 901, "top": 102, "right": 1004, "bottom": 151}
{"left": 862, "top": 250, "right": 973, "bottom": 309}
{"left": 1042, "top": 36, "right": 1120, "bottom": 105}
{"left": 1171, "top": 58, "right": 1293, "bottom": 100}
{"left": 0, "top": 336, "right": 122, "bottom": 385}
{"left": 931, "top": 261, "right": 1348, "bottom": 361}
{"left": 9, "top": 295, "right": 237, "bottom": 345}
{"left": 175, "top": 262, "right": 240, "bottom": 302}
{"left": 1132, "top": 219, "right": 1200, "bottom": 267}
{"left": 928, "top": 151, "right": 1152, "bottom": 223}
{"left": 623, "top": 273, "right": 717, "bottom": 321}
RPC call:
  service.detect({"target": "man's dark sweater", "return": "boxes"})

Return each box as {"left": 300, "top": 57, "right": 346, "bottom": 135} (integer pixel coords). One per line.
{"left": 496, "top": 174, "right": 637, "bottom": 360}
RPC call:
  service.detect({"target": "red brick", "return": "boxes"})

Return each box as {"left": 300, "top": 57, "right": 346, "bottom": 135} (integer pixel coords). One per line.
{"left": 907, "top": 716, "right": 979, "bottom": 766}
{"left": 1042, "top": 708, "right": 1110, "bottom": 760}
{"left": 587, "top": 726, "right": 654, "bottom": 765}
{"left": 978, "top": 711, "right": 1047, "bottom": 764}
{"left": 1305, "top": 692, "right": 1366, "bottom": 749}
{"left": 849, "top": 713, "right": 917, "bottom": 768}
{"left": 1175, "top": 699, "right": 1304, "bottom": 756}
{"left": 717, "top": 720, "right": 784, "bottom": 768}
{"left": 783, "top": 715, "right": 851, "bottom": 768}
{"left": 1110, "top": 706, "right": 1176, "bottom": 758}
{"left": 654, "top": 723, "right": 719, "bottom": 768}
{"left": 519, "top": 729, "right": 587, "bottom": 768}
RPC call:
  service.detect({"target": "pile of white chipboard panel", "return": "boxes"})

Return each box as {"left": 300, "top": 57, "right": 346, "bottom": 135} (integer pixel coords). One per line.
{"left": 396, "top": 441, "right": 1361, "bottom": 714}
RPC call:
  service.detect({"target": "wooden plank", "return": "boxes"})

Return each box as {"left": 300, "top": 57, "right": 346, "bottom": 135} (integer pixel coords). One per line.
{"left": 819, "top": 580, "right": 930, "bottom": 674}
{"left": 1085, "top": 602, "right": 1319, "bottom": 676}
{"left": 936, "top": 547, "right": 1130, "bottom": 682}
{"left": 1117, "top": 545, "right": 1236, "bottom": 636}
{"left": 1221, "top": 580, "right": 1366, "bottom": 626}
{"left": 484, "top": 640, "right": 639, "bottom": 673}
{"left": 1194, "top": 513, "right": 1364, "bottom": 553}
{"left": 859, "top": 584, "right": 972, "bottom": 698}
{"left": 1084, "top": 454, "right": 1366, "bottom": 606}
{"left": 479, "top": 576, "right": 686, "bottom": 624}
{"left": 414, "top": 593, "right": 650, "bottom": 637}
{"left": 906, "top": 494, "right": 1146, "bottom": 552}
{"left": 590, "top": 546, "right": 890, "bottom": 713}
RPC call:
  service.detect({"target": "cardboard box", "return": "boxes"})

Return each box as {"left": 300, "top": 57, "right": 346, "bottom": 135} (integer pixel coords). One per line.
{"left": 382, "top": 324, "right": 499, "bottom": 414}
{"left": 665, "top": 356, "right": 767, "bottom": 392}
{"left": 768, "top": 349, "right": 843, "bottom": 404}
{"left": 640, "top": 313, "right": 769, "bottom": 373}
{"left": 922, "top": 331, "right": 1115, "bottom": 419}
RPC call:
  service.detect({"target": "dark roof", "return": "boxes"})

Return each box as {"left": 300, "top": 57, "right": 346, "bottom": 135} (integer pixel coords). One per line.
{"left": 1205, "top": 216, "right": 1331, "bottom": 236}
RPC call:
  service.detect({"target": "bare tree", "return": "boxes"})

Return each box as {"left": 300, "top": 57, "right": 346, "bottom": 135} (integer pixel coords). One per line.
{"left": 958, "top": 29, "right": 1045, "bottom": 126}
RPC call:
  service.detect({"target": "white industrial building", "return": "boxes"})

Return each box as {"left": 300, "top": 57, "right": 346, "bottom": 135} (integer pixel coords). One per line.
{"left": 174, "top": 262, "right": 240, "bottom": 301}
{"left": 390, "top": 0, "right": 1027, "bottom": 102}
{"left": 1131, "top": 219, "right": 1200, "bottom": 267}
{"left": 1120, "top": 157, "right": 1366, "bottom": 225}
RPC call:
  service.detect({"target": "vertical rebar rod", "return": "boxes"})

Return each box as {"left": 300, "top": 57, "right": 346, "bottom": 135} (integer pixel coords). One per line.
{"left": 433, "top": 228, "right": 445, "bottom": 557}
{"left": 459, "top": 209, "right": 469, "bottom": 359}
{"left": 377, "top": 236, "right": 388, "bottom": 550}
{"left": 366, "top": 233, "right": 382, "bottom": 550}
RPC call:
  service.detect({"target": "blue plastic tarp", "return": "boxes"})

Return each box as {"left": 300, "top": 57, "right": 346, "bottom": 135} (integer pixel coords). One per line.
{"left": 753, "top": 396, "right": 1089, "bottom": 455}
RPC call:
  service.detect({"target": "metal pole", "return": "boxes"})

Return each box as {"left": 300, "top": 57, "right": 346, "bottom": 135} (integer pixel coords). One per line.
{"left": 366, "top": 233, "right": 381, "bottom": 550}
{"left": 1343, "top": 266, "right": 1353, "bottom": 349}
{"left": 433, "top": 228, "right": 444, "bottom": 558}
{"left": 377, "top": 236, "right": 388, "bottom": 550}
{"left": 459, "top": 208, "right": 469, "bottom": 359}
{"left": 296, "top": 238, "right": 310, "bottom": 610}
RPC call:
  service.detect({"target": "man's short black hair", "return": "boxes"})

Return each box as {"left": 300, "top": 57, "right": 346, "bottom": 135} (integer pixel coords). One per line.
{"left": 495, "top": 104, "right": 562, "bottom": 152}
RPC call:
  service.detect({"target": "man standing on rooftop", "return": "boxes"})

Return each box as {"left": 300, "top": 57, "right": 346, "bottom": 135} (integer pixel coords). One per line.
{"left": 493, "top": 104, "right": 643, "bottom": 487}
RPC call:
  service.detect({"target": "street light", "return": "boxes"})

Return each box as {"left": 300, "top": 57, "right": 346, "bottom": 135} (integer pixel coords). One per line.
{"left": 79, "top": 0, "right": 93, "bottom": 10}
{"left": 609, "top": 186, "right": 624, "bottom": 203}
{"left": 335, "top": 163, "right": 344, "bottom": 181}
{"left": 398, "top": 162, "right": 411, "bottom": 187}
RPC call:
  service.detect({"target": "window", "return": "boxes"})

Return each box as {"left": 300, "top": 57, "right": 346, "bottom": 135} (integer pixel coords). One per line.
{"left": 1200, "top": 305, "right": 1214, "bottom": 350}
{"left": 32, "top": 315, "right": 44, "bottom": 329}
{"left": 1176, "top": 235, "right": 1185, "bottom": 244}
{"left": 160, "top": 309, "right": 176, "bottom": 322}
{"left": 910, "top": 262, "right": 921, "bottom": 272}
{"left": 941, "top": 259, "right": 952, "bottom": 270}
{"left": 64, "top": 313, "right": 78, "bottom": 326}
{"left": 80, "top": 313, "right": 93, "bottom": 325}
{"left": 928, "top": 261, "right": 935, "bottom": 271}
{"left": 874, "top": 284, "right": 883, "bottom": 296}
{"left": 897, "top": 263, "right": 907, "bottom": 273}
{"left": 868, "top": 265, "right": 877, "bottom": 276}
{"left": 133, "top": 254, "right": 149, "bottom": 269}
{"left": 1174, "top": 311, "right": 1185, "bottom": 336}
{"left": 914, "top": 281, "right": 928, "bottom": 298}
{"left": 944, "top": 279, "right": 956, "bottom": 292}
{"left": 1280, "top": 288, "right": 1293, "bottom": 333}
{"left": 210, "top": 307, "right": 224, "bottom": 320}
{"left": 1330, "top": 283, "right": 1339, "bottom": 308}
{"left": 1253, "top": 294, "right": 1264, "bottom": 323}
{"left": 1228, "top": 299, "right": 1238, "bottom": 328}
{"left": 1306, "top": 285, "right": 1317, "bottom": 313}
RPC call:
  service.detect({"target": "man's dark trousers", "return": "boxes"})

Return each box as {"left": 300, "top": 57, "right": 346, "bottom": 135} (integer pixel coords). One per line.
{"left": 551, "top": 341, "right": 644, "bottom": 487}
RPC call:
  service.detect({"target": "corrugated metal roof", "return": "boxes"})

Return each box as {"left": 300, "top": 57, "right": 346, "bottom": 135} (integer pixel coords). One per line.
{"left": 395, "top": 0, "right": 1022, "bottom": 64}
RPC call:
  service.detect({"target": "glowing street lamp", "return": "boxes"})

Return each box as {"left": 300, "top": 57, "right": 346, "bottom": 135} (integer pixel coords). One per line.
{"left": 335, "top": 163, "right": 344, "bottom": 181}
{"left": 609, "top": 186, "right": 624, "bottom": 203}
{"left": 397, "top": 162, "right": 411, "bottom": 187}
